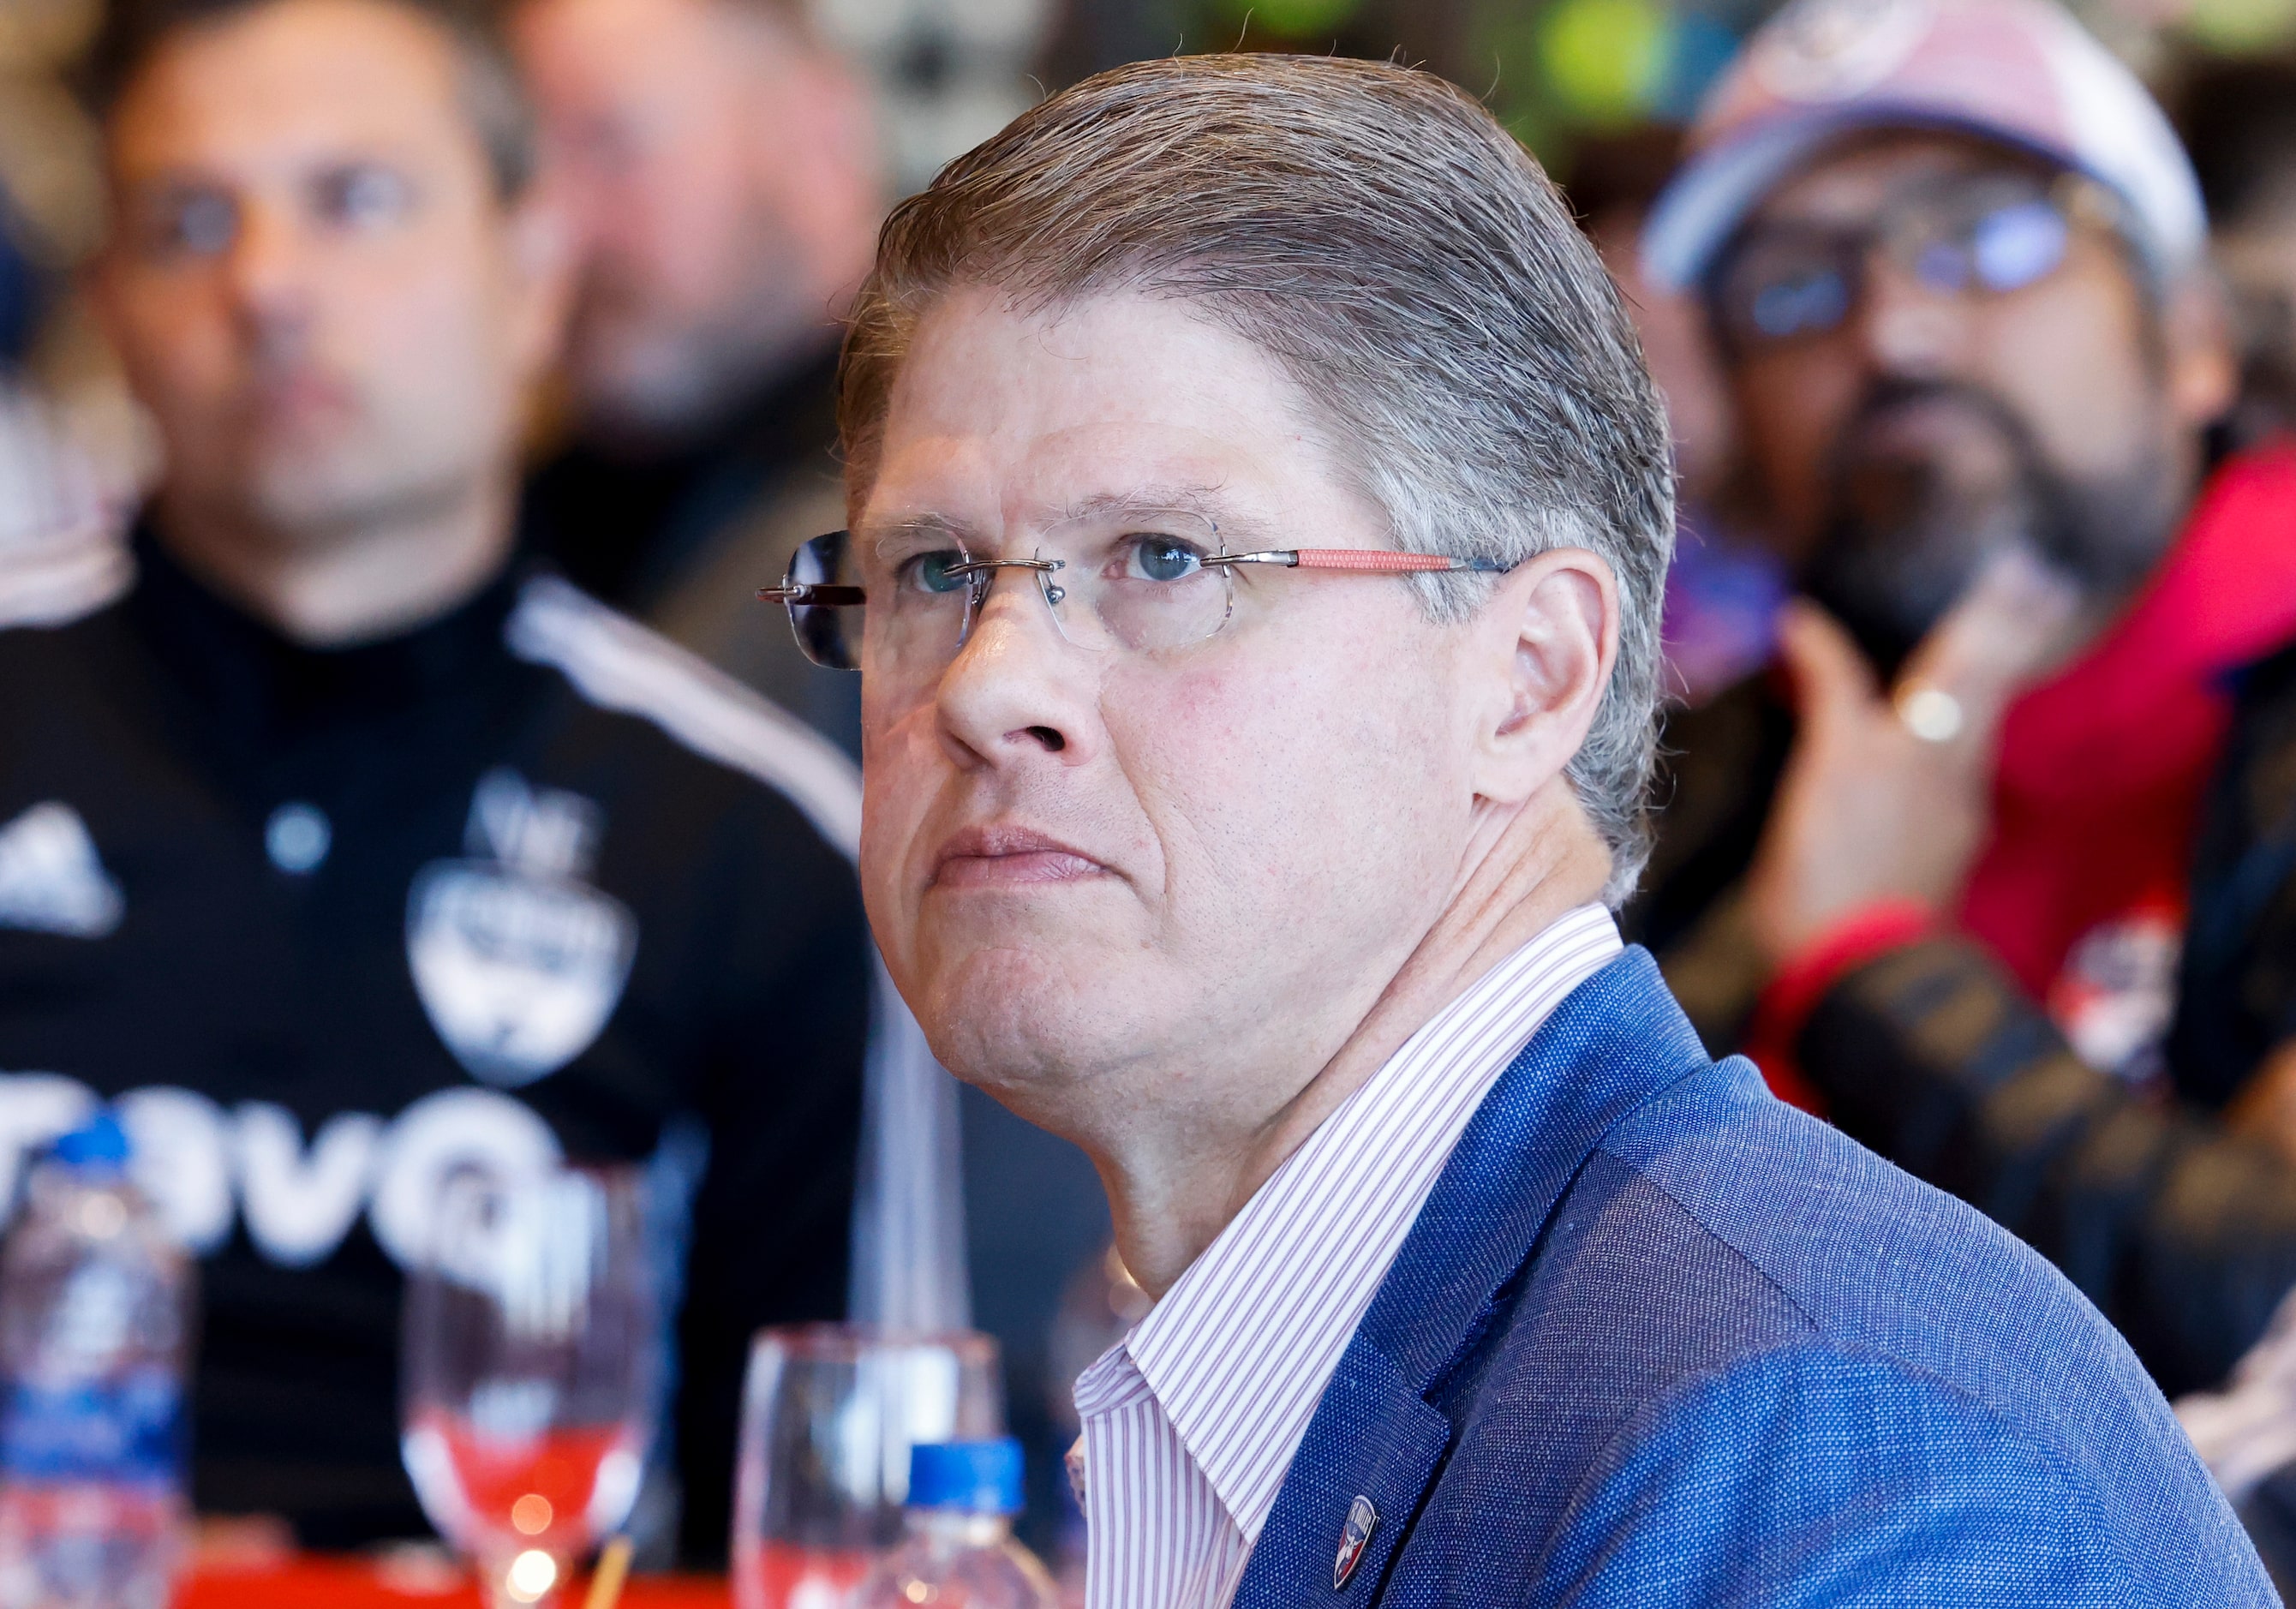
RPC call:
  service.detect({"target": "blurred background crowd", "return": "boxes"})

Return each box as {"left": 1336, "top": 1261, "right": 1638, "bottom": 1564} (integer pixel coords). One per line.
{"left": 5, "top": 0, "right": 2296, "bottom": 1600}
{"left": 4, "top": 0, "right": 2291, "bottom": 733}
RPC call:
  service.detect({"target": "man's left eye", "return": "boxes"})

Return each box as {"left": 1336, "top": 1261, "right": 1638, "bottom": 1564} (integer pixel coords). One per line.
{"left": 1970, "top": 200, "right": 2070, "bottom": 294}
{"left": 1123, "top": 536, "right": 1203, "bottom": 583}
{"left": 315, "top": 165, "right": 416, "bottom": 230}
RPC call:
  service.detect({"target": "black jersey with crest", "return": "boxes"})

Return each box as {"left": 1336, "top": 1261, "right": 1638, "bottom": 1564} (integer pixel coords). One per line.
{"left": 0, "top": 526, "right": 870, "bottom": 1561}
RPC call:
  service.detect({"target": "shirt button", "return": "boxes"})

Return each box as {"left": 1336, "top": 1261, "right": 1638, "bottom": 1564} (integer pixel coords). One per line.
{"left": 266, "top": 802, "right": 332, "bottom": 874}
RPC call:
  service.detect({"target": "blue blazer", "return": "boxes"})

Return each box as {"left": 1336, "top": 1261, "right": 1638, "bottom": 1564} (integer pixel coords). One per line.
{"left": 1234, "top": 948, "right": 2275, "bottom": 1606}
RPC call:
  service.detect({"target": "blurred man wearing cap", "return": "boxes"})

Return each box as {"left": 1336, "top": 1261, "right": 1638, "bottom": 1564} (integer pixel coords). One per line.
{"left": 510, "top": 0, "right": 881, "bottom": 737}
{"left": 773, "top": 49, "right": 2271, "bottom": 1604}
{"left": 1631, "top": 0, "right": 2296, "bottom": 1398}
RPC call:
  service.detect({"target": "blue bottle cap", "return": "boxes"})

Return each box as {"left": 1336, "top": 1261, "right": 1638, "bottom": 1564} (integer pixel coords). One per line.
{"left": 906, "top": 1438, "right": 1025, "bottom": 1515}
{"left": 51, "top": 1111, "right": 130, "bottom": 1171}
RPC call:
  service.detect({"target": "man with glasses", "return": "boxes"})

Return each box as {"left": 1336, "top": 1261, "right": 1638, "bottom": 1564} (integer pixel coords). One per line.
{"left": 1631, "top": 0, "right": 2296, "bottom": 1400}
{"left": 759, "top": 49, "right": 2269, "bottom": 1603}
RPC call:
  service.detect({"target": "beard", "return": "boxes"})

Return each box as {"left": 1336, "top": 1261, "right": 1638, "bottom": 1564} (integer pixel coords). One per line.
{"left": 1801, "top": 379, "right": 2182, "bottom": 677}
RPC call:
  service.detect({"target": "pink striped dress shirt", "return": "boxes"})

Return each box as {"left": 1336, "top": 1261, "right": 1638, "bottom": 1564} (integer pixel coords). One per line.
{"left": 1067, "top": 905, "right": 1623, "bottom": 1608}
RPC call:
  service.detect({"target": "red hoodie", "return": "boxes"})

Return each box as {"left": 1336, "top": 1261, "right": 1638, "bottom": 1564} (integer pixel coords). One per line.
{"left": 1754, "top": 446, "right": 2296, "bottom": 1104}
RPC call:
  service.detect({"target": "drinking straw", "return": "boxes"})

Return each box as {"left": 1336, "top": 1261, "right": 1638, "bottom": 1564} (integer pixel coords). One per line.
{"left": 583, "top": 1537, "right": 634, "bottom": 1609}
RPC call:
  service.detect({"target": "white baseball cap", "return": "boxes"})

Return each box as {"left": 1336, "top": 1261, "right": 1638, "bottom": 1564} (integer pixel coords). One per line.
{"left": 1641, "top": 0, "right": 2206, "bottom": 290}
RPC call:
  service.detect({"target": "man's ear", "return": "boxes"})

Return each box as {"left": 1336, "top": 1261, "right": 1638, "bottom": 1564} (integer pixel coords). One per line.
{"left": 2162, "top": 267, "right": 2238, "bottom": 433}
{"left": 748, "top": 48, "right": 883, "bottom": 297}
{"left": 80, "top": 252, "right": 123, "bottom": 358}
{"left": 79, "top": 182, "right": 132, "bottom": 360}
{"left": 504, "top": 192, "right": 575, "bottom": 388}
{"left": 1469, "top": 547, "right": 1619, "bottom": 806}
{"left": 781, "top": 51, "right": 878, "bottom": 185}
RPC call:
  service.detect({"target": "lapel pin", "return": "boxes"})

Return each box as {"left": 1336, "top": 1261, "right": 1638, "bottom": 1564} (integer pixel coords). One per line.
{"left": 1333, "top": 1494, "right": 1378, "bottom": 1590}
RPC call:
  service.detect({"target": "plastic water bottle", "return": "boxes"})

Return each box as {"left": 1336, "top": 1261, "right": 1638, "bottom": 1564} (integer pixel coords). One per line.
{"left": 851, "top": 1439, "right": 1057, "bottom": 1609}
{"left": 0, "top": 1115, "right": 192, "bottom": 1609}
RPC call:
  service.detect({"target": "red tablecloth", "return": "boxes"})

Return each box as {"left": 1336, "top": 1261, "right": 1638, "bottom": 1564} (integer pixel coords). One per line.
{"left": 176, "top": 1556, "right": 727, "bottom": 1607}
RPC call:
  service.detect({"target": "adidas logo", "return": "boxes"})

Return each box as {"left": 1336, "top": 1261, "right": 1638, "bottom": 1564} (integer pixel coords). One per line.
{"left": 0, "top": 803, "right": 123, "bottom": 939}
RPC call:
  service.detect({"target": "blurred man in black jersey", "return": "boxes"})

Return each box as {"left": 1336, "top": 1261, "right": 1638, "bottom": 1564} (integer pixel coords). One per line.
{"left": 511, "top": 0, "right": 881, "bottom": 739}
{"left": 0, "top": 0, "right": 892, "bottom": 1559}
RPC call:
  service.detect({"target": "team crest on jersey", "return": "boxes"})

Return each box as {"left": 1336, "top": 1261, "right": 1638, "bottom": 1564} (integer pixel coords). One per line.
{"left": 406, "top": 769, "right": 636, "bottom": 1088}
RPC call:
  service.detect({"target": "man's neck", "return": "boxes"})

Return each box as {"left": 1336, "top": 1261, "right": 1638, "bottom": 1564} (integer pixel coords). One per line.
{"left": 1103, "top": 785, "right": 1613, "bottom": 1299}
{"left": 153, "top": 477, "right": 519, "bottom": 649}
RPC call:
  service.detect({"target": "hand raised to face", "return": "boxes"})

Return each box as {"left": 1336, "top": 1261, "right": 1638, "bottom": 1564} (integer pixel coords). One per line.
{"left": 1745, "top": 551, "right": 2081, "bottom": 966}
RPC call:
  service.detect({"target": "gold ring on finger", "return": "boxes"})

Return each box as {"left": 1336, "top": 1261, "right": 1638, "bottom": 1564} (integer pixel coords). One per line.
{"left": 1895, "top": 683, "right": 1965, "bottom": 744}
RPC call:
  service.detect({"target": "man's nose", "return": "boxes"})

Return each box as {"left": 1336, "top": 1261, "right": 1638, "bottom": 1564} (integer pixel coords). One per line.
{"left": 223, "top": 200, "right": 317, "bottom": 336}
{"left": 1852, "top": 252, "right": 1969, "bottom": 380}
{"left": 932, "top": 571, "right": 1095, "bottom": 769}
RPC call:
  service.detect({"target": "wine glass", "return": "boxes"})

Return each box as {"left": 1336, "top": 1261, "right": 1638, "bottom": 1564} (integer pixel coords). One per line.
{"left": 400, "top": 1166, "right": 657, "bottom": 1609}
{"left": 731, "top": 1325, "right": 1002, "bottom": 1609}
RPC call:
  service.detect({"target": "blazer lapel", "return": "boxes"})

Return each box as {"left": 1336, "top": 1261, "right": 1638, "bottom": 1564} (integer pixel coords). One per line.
{"left": 1231, "top": 948, "right": 1712, "bottom": 1608}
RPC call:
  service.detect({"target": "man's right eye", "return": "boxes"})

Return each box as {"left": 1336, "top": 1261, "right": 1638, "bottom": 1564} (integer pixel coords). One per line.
{"left": 900, "top": 551, "right": 972, "bottom": 595}
{"left": 141, "top": 191, "right": 239, "bottom": 260}
{"left": 1746, "top": 264, "right": 1851, "bottom": 341}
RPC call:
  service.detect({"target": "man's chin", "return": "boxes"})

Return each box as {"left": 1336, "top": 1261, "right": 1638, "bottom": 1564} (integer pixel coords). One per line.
{"left": 912, "top": 944, "right": 1147, "bottom": 1110}
{"left": 240, "top": 463, "right": 474, "bottom": 546}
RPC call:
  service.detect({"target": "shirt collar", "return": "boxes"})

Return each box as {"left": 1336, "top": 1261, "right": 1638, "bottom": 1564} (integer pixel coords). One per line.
{"left": 1109, "top": 905, "right": 1621, "bottom": 1540}
{"left": 126, "top": 519, "right": 529, "bottom": 729}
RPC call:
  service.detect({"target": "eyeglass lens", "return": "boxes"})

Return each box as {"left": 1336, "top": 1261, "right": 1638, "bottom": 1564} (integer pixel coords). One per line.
{"left": 779, "top": 510, "right": 1236, "bottom": 674}
{"left": 1716, "top": 180, "right": 2075, "bottom": 347}
{"left": 783, "top": 530, "right": 862, "bottom": 671}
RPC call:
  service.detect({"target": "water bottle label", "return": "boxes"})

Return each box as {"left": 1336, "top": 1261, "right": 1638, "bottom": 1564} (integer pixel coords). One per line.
{"left": 0, "top": 1369, "right": 181, "bottom": 1486}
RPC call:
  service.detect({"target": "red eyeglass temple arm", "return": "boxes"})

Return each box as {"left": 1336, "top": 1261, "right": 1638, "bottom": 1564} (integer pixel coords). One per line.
{"left": 1207, "top": 549, "right": 1507, "bottom": 573}
{"left": 757, "top": 550, "right": 1504, "bottom": 602}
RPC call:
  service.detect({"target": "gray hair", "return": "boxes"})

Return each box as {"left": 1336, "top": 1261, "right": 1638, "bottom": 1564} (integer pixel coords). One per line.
{"left": 840, "top": 54, "right": 1675, "bottom": 904}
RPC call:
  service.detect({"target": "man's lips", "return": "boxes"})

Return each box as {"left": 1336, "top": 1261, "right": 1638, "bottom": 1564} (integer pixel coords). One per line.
{"left": 931, "top": 825, "right": 1109, "bottom": 889}
{"left": 242, "top": 370, "right": 356, "bottom": 436}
